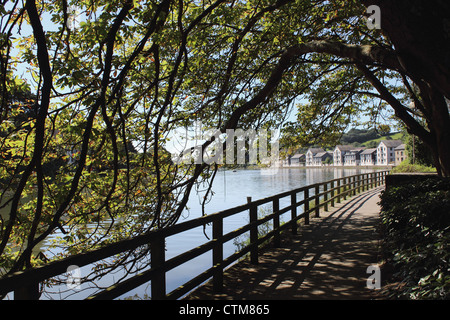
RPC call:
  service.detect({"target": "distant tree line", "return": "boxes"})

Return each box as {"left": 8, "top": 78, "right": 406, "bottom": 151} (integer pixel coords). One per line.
{"left": 339, "top": 128, "right": 381, "bottom": 145}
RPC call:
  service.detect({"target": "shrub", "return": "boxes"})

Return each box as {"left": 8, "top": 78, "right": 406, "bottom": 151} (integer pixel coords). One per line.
{"left": 379, "top": 178, "right": 450, "bottom": 299}
{"left": 391, "top": 159, "right": 436, "bottom": 174}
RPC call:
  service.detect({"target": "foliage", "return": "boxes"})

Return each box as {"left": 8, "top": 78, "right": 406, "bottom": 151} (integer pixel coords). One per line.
{"left": 405, "top": 133, "right": 435, "bottom": 168}
{"left": 391, "top": 160, "right": 436, "bottom": 174}
{"left": 0, "top": 0, "right": 448, "bottom": 298}
{"left": 340, "top": 128, "right": 379, "bottom": 145}
{"left": 358, "top": 132, "right": 404, "bottom": 149}
{"left": 379, "top": 178, "right": 450, "bottom": 299}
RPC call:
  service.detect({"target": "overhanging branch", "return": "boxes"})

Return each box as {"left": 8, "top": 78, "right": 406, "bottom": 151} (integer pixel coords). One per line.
{"left": 355, "top": 62, "right": 432, "bottom": 145}
{"left": 286, "top": 40, "right": 404, "bottom": 73}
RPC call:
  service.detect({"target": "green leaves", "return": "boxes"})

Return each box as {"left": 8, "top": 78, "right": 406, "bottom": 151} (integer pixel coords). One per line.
{"left": 380, "top": 178, "right": 450, "bottom": 299}
{"left": 0, "top": 0, "right": 416, "bottom": 292}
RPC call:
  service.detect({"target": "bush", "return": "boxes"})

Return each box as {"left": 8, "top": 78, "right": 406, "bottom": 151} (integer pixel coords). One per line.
{"left": 391, "top": 159, "right": 436, "bottom": 174}
{"left": 379, "top": 178, "right": 450, "bottom": 299}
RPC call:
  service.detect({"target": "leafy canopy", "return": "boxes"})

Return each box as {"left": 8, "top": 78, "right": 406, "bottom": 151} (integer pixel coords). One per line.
{"left": 0, "top": 0, "right": 411, "bottom": 296}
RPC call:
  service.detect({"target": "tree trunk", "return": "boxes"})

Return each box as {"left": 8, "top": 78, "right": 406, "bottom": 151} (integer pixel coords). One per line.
{"left": 361, "top": 0, "right": 450, "bottom": 176}
{"left": 428, "top": 88, "right": 450, "bottom": 176}
{"left": 363, "top": 0, "right": 450, "bottom": 99}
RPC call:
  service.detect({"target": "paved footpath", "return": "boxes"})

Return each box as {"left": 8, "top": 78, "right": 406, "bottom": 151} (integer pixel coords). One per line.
{"left": 184, "top": 187, "right": 384, "bottom": 300}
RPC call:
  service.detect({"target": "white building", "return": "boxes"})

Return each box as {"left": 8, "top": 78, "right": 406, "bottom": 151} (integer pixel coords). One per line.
{"left": 290, "top": 153, "right": 305, "bottom": 166}
{"left": 376, "top": 140, "right": 403, "bottom": 165}
{"left": 343, "top": 148, "right": 365, "bottom": 166}
{"left": 306, "top": 148, "right": 324, "bottom": 166}
{"left": 360, "top": 148, "right": 377, "bottom": 165}
{"left": 333, "top": 145, "right": 354, "bottom": 166}
{"left": 313, "top": 151, "right": 333, "bottom": 166}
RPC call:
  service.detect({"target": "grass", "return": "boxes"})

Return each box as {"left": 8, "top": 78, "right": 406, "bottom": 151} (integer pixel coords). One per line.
{"left": 391, "top": 160, "right": 437, "bottom": 174}
{"left": 360, "top": 132, "right": 404, "bottom": 148}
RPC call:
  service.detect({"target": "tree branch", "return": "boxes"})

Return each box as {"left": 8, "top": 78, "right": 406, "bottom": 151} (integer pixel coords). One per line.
{"left": 355, "top": 62, "right": 432, "bottom": 144}
{"left": 287, "top": 39, "right": 404, "bottom": 73}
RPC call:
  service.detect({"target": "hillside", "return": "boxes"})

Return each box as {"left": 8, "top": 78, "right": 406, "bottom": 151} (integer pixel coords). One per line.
{"left": 285, "top": 129, "right": 405, "bottom": 156}
{"left": 339, "top": 128, "right": 405, "bottom": 148}
{"left": 360, "top": 132, "right": 404, "bottom": 148}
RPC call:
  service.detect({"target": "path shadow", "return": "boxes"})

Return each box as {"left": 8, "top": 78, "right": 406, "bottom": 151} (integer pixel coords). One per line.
{"left": 184, "top": 188, "right": 383, "bottom": 300}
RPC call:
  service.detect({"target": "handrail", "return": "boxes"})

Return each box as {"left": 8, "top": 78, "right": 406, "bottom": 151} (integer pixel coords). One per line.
{"left": 0, "top": 170, "right": 389, "bottom": 300}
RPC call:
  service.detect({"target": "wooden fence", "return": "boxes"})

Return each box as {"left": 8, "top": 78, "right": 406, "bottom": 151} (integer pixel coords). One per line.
{"left": 0, "top": 171, "right": 389, "bottom": 300}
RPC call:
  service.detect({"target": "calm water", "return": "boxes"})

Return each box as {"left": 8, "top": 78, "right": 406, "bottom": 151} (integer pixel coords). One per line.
{"left": 6, "top": 167, "right": 380, "bottom": 299}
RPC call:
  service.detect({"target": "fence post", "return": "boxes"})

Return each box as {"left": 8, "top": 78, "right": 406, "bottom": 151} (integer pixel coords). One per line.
{"left": 350, "top": 177, "right": 354, "bottom": 196}
{"left": 336, "top": 179, "right": 341, "bottom": 203}
{"left": 349, "top": 176, "right": 356, "bottom": 197}
{"left": 350, "top": 176, "right": 354, "bottom": 196}
{"left": 248, "top": 197, "right": 258, "bottom": 265}
{"left": 330, "top": 180, "right": 335, "bottom": 207}
{"left": 273, "top": 198, "right": 281, "bottom": 248}
{"left": 314, "top": 185, "right": 320, "bottom": 217}
{"left": 357, "top": 175, "right": 361, "bottom": 194}
{"left": 343, "top": 177, "right": 347, "bottom": 200}
{"left": 304, "top": 188, "right": 310, "bottom": 225}
{"left": 291, "top": 192, "right": 298, "bottom": 235}
{"left": 151, "top": 237, "right": 166, "bottom": 300}
{"left": 212, "top": 219, "right": 223, "bottom": 293}
{"left": 324, "top": 183, "right": 328, "bottom": 212}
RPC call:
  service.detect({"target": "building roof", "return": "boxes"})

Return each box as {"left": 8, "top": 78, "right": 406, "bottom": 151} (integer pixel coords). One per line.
{"left": 394, "top": 144, "right": 406, "bottom": 150}
{"left": 291, "top": 153, "right": 305, "bottom": 159}
{"left": 344, "top": 149, "right": 364, "bottom": 156}
{"left": 360, "top": 148, "right": 377, "bottom": 155}
{"left": 307, "top": 148, "right": 324, "bottom": 154}
{"left": 334, "top": 145, "right": 354, "bottom": 152}
{"left": 350, "top": 147, "right": 366, "bottom": 153}
{"left": 379, "top": 140, "right": 403, "bottom": 148}
{"left": 314, "top": 151, "right": 332, "bottom": 158}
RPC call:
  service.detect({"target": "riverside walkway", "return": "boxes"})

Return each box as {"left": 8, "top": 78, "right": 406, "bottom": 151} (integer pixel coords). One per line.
{"left": 184, "top": 187, "right": 384, "bottom": 300}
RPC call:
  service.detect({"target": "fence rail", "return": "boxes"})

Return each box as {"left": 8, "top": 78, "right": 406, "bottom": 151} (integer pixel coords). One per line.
{"left": 0, "top": 171, "right": 389, "bottom": 300}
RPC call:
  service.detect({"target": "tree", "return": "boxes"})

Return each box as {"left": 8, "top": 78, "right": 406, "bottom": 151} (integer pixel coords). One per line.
{"left": 377, "top": 124, "right": 390, "bottom": 136}
{"left": 361, "top": 0, "right": 450, "bottom": 176}
{"left": 281, "top": 1, "right": 450, "bottom": 176}
{"left": 0, "top": 0, "right": 449, "bottom": 298}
